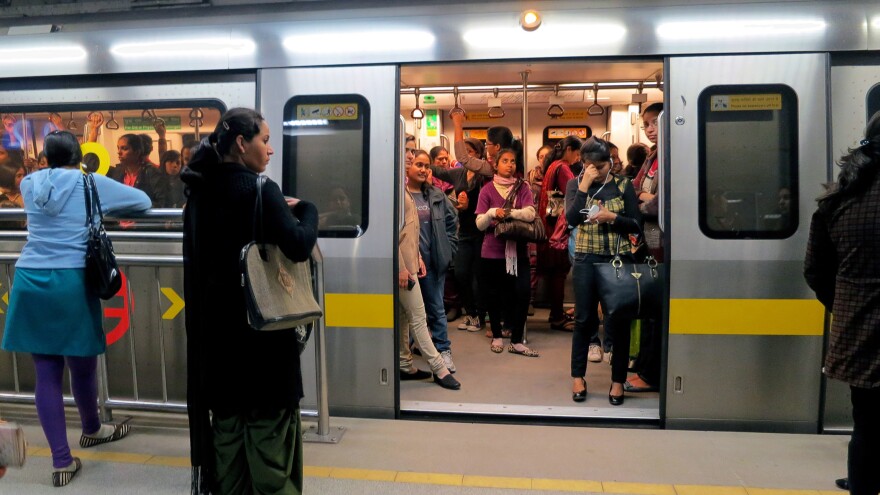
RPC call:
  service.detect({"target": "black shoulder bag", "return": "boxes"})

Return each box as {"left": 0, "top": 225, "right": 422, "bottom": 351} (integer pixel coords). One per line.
{"left": 593, "top": 229, "right": 663, "bottom": 320}
{"left": 83, "top": 174, "right": 122, "bottom": 299}
{"left": 493, "top": 179, "right": 547, "bottom": 243}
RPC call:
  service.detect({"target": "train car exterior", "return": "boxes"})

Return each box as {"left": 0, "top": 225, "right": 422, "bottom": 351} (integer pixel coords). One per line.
{"left": 1, "top": 0, "right": 879, "bottom": 433}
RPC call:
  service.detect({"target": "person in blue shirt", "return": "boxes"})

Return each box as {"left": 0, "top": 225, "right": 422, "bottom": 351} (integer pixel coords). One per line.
{"left": 1, "top": 131, "right": 151, "bottom": 487}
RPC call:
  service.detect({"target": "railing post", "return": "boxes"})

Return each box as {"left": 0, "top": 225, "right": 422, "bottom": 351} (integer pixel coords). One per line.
{"left": 302, "top": 245, "right": 345, "bottom": 444}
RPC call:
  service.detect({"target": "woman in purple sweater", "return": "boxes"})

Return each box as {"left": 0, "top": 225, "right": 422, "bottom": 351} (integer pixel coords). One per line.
{"left": 475, "top": 147, "right": 539, "bottom": 357}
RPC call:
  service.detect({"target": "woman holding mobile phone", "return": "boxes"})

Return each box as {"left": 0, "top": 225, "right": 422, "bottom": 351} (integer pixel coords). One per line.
{"left": 564, "top": 137, "right": 641, "bottom": 405}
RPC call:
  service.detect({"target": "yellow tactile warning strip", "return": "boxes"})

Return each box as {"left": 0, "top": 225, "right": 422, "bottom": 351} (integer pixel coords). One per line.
{"left": 669, "top": 298, "right": 825, "bottom": 336}
{"left": 324, "top": 293, "right": 394, "bottom": 328}
{"left": 25, "top": 447, "right": 839, "bottom": 494}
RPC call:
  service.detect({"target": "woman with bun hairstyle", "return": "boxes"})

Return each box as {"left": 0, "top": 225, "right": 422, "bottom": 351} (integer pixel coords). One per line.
{"left": 182, "top": 108, "right": 318, "bottom": 494}
{"left": 564, "top": 137, "right": 642, "bottom": 406}
{"left": 805, "top": 111, "right": 880, "bottom": 495}
{"left": 1, "top": 131, "right": 150, "bottom": 487}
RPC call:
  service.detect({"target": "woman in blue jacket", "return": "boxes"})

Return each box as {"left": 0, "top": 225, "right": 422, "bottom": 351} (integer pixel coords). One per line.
{"left": 1, "top": 131, "right": 151, "bottom": 487}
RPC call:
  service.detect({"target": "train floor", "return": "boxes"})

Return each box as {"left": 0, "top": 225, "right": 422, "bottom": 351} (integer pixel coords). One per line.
{"left": 401, "top": 307, "right": 660, "bottom": 420}
{"left": 0, "top": 407, "right": 848, "bottom": 494}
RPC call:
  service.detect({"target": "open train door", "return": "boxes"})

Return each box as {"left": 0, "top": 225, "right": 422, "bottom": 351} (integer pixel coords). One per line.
{"left": 665, "top": 54, "right": 828, "bottom": 432}
{"left": 260, "top": 66, "right": 399, "bottom": 418}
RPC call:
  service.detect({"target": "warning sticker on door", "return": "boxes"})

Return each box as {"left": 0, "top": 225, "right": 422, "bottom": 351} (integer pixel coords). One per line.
{"left": 710, "top": 94, "right": 782, "bottom": 111}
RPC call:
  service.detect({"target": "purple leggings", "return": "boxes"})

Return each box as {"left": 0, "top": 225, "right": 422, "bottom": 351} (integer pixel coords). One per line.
{"left": 32, "top": 354, "right": 102, "bottom": 468}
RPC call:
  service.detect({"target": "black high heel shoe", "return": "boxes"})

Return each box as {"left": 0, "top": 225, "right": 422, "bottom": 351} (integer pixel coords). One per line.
{"left": 572, "top": 378, "right": 587, "bottom": 402}
{"left": 609, "top": 384, "right": 624, "bottom": 406}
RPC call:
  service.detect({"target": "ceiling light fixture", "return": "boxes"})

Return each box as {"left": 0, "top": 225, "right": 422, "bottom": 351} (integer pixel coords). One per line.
{"left": 656, "top": 18, "right": 826, "bottom": 40}
{"left": 520, "top": 9, "right": 542, "bottom": 31}
{"left": 284, "top": 29, "right": 434, "bottom": 54}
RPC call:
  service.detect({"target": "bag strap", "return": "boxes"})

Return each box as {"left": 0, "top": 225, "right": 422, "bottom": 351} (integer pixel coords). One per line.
{"left": 502, "top": 178, "right": 523, "bottom": 210}
{"left": 252, "top": 175, "right": 268, "bottom": 245}
{"left": 83, "top": 173, "right": 104, "bottom": 230}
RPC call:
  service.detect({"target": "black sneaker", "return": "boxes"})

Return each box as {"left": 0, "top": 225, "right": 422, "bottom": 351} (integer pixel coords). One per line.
{"left": 434, "top": 374, "right": 461, "bottom": 390}
{"left": 400, "top": 368, "right": 432, "bottom": 381}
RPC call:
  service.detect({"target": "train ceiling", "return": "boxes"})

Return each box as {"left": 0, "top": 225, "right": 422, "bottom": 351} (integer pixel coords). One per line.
{"left": 0, "top": 0, "right": 828, "bottom": 22}
{"left": 400, "top": 61, "right": 664, "bottom": 110}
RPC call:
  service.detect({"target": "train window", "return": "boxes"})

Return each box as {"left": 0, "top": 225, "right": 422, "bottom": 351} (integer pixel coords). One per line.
{"left": 0, "top": 103, "right": 224, "bottom": 229}
{"left": 866, "top": 83, "right": 880, "bottom": 121}
{"left": 697, "top": 85, "right": 798, "bottom": 239}
{"left": 282, "top": 95, "right": 370, "bottom": 238}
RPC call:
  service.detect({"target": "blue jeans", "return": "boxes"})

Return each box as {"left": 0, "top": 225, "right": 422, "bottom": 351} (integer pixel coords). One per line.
{"left": 571, "top": 252, "right": 631, "bottom": 382}
{"left": 420, "top": 267, "right": 451, "bottom": 353}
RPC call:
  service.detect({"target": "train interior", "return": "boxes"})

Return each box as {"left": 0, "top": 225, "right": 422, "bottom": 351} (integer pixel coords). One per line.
{"left": 397, "top": 60, "right": 665, "bottom": 421}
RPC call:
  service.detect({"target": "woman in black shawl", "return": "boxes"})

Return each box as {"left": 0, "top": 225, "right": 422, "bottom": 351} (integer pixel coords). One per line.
{"left": 181, "top": 108, "right": 318, "bottom": 494}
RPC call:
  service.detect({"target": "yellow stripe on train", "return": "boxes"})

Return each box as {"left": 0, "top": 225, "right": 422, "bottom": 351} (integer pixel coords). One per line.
{"left": 325, "top": 293, "right": 394, "bottom": 328}
{"left": 669, "top": 299, "right": 825, "bottom": 336}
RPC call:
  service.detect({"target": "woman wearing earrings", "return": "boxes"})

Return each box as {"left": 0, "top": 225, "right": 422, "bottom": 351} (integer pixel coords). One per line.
{"left": 565, "top": 137, "right": 641, "bottom": 405}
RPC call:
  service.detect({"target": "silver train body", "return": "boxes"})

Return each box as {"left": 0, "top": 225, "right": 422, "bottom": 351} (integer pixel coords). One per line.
{"left": 1, "top": 0, "right": 878, "bottom": 433}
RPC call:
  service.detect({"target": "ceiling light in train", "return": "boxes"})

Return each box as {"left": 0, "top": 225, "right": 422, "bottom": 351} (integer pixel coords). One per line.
{"left": 656, "top": 19, "right": 826, "bottom": 40}
{"left": 464, "top": 23, "right": 625, "bottom": 50}
{"left": 284, "top": 30, "right": 435, "bottom": 54}
{"left": 284, "top": 119, "right": 329, "bottom": 127}
{"left": 488, "top": 88, "right": 505, "bottom": 119}
{"left": 0, "top": 44, "right": 86, "bottom": 63}
{"left": 411, "top": 88, "right": 425, "bottom": 120}
{"left": 547, "top": 86, "right": 564, "bottom": 119}
{"left": 520, "top": 10, "right": 542, "bottom": 31}
{"left": 110, "top": 37, "right": 255, "bottom": 57}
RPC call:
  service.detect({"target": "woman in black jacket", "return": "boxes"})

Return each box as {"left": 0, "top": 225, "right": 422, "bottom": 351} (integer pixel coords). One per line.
{"left": 181, "top": 108, "right": 318, "bottom": 494}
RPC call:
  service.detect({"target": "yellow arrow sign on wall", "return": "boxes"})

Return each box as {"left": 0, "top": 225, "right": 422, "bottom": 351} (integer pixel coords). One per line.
{"left": 0, "top": 290, "right": 7, "bottom": 314}
{"left": 160, "top": 287, "right": 185, "bottom": 320}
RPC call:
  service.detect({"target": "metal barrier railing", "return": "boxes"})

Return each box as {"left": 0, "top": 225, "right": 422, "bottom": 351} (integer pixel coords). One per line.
{"left": 0, "top": 208, "right": 342, "bottom": 443}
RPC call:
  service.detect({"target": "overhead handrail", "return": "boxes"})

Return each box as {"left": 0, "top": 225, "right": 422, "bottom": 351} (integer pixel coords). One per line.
{"left": 66, "top": 112, "right": 78, "bottom": 131}
{"left": 588, "top": 83, "right": 605, "bottom": 116}
{"left": 142, "top": 109, "right": 165, "bottom": 126}
{"left": 449, "top": 87, "right": 466, "bottom": 118}
{"left": 106, "top": 111, "right": 120, "bottom": 130}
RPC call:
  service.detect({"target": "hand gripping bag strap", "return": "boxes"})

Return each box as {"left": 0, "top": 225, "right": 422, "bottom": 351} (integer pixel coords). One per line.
{"left": 240, "top": 176, "right": 322, "bottom": 338}
{"left": 592, "top": 225, "right": 663, "bottom": 319}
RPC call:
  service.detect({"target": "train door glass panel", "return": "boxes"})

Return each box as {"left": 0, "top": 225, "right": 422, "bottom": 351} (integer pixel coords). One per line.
{"left": 697, "top": 85, "right": 798, "bottom": 239}
{"left": 867, "top": 83, "right": 880, "bottom": 120}
{"left": 281, "top": 94, "right": 370, "bottom": 238}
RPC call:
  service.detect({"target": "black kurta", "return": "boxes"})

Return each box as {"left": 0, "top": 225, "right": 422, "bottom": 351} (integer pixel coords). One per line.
{"left": 181, "top": 161, "right": 318, "bottom": 492}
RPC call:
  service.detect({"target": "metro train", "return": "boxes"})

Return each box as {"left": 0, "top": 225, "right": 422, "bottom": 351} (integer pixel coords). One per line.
{"left": 1, "top": 0, "right": 878, "bottom": 434}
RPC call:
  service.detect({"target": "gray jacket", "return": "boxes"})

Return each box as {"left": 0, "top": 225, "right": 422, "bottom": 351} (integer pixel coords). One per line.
{"left": 416, "top": 184, "right": 459, "bottom": 273}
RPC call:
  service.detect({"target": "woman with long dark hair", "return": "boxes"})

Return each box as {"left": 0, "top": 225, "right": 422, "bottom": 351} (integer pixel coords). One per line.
{"left": 182, "top": 108, "right": 318, "bottom": 494}
{"left": 805, "top": 111, "right": 880, "bottom": 495}
{"left": 1, "top": 131, "right": 149, "bottom": 487}
{"left": 537, "top": 135, "right": 582, "bottom": 330}
{"left": 108, "top": 133, "right": 166, "bottom": 207}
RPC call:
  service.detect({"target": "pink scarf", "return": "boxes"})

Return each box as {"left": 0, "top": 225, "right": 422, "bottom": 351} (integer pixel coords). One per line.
{"left": 494, "top": 174, "right": 519, "bottom": 275}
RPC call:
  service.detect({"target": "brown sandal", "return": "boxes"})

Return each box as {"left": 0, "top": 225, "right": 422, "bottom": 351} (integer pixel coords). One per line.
{"left": 507, "top": 344, "right": 539, "bottom": 357}
{"left": 490, "top": 343, "right": 504, "bottom": 353}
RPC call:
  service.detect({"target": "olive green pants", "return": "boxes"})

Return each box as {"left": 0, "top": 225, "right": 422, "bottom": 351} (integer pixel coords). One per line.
{"left": 211, "top": 407, "right": 303, "bottom": 495}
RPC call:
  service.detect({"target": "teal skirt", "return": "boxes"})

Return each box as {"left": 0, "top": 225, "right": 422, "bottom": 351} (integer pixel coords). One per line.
{"left": 1, "top": 268, "right": 105, "bottom": 356}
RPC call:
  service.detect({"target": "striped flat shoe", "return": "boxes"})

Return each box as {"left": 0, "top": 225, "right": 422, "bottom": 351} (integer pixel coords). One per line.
{"left": 52, "top": 457, "right": 82, "bottom": 487}
{"left": 79, "top": 422, "right": 131, "bottom": 448}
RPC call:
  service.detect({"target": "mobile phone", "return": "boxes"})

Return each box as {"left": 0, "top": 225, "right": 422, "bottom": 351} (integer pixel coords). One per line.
{"left": 406, "top": 277, "right": 416, "bottom": 291}
{"left": 587, "top": 204, "right": 600, "bottom": 218}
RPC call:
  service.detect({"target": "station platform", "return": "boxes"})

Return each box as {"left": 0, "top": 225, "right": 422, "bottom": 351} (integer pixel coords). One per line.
{"left": 0, "top": 407, "right": 848, "bottom": 494}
